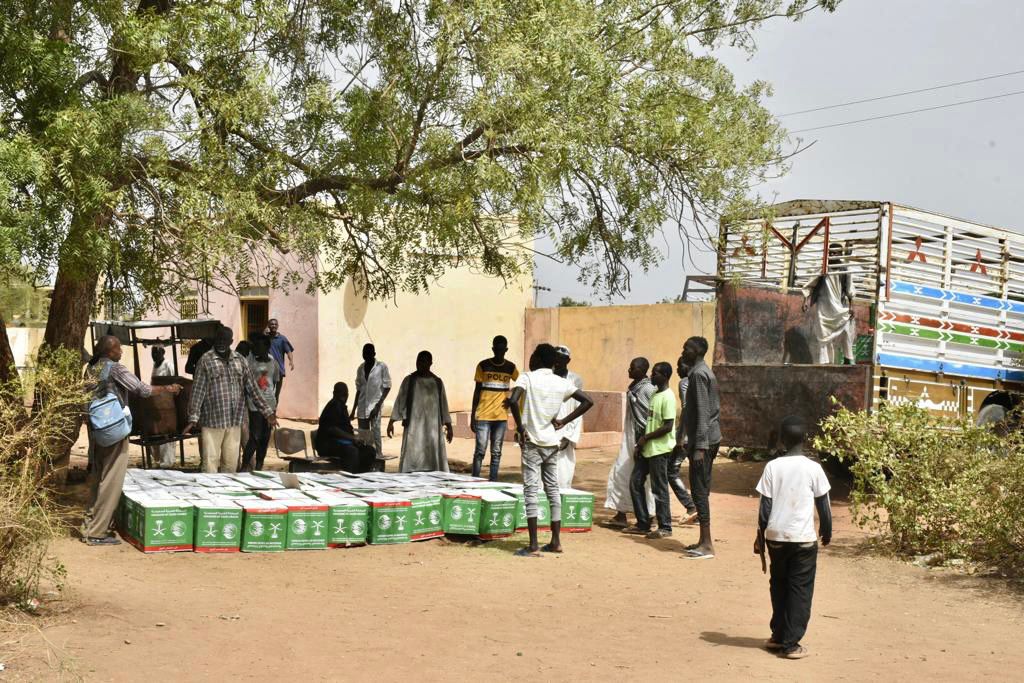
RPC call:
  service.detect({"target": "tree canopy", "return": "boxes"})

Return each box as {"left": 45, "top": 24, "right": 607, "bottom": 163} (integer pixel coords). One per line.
{"left": 0, "top": 0, "right": 840, "bottom": 350}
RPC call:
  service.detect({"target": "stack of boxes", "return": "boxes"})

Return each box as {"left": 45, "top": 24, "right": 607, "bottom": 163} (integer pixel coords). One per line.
{"left": 116, "top": 469, "right": 594, "bottom": 554}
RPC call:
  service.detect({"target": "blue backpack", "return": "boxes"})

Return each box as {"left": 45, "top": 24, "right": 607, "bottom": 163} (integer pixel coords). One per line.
{"left": 88, "top": 360, "right": 133, "bottom": 447}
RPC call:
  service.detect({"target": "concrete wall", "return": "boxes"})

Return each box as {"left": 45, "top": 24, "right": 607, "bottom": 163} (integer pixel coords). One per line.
{"left": 524, "top": 302, "right": 717, "bottom": 393}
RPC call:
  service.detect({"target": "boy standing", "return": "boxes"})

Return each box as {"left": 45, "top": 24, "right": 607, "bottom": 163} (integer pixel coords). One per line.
{"left": 754, "top": 416, "right": 833, "bottom": 660}
{"left": 470, "top": 335, "right": 519, "bottom": 481}
{"left": 627, "top": 362, "right": 675, "bottom": 539}
{"left": 508, "top": 343, "right": 594, "bottom": 557}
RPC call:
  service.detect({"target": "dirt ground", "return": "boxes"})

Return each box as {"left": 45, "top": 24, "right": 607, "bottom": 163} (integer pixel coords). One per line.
{"left": 3, "top": 427, "right": 1023, "bottom": 682}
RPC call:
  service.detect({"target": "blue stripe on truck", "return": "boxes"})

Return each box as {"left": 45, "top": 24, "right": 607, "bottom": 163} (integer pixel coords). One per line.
{"left": 878, "top": 352, "right": 1024, "bottom": 383}
{"left": 891, "top": 280, "right": 1024, "bottom": 314}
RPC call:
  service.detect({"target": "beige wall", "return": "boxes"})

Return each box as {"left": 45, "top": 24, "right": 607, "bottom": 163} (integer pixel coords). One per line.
{"left": 524, "top": 302, "right": 717, "bottom": 393}
{"left": 317, "top": 268, "right": 533, "bottom": 420}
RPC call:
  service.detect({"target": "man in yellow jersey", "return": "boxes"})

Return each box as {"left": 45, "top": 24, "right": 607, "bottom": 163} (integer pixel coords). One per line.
{"left": 470, "top": 335, "right": 519, "bottom": 481}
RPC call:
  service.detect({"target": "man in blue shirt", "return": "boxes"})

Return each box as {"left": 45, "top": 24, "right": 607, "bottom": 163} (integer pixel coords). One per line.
{"left": 266, "top": 318, "right": 294, "bottom": 402}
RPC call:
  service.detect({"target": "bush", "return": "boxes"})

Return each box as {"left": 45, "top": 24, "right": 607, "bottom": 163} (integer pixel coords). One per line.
{"left": 0, "top": 349, "right": 83, "bottom": 604}
{"left": 816, "top": 403, "right": 1024, "bottom": 571}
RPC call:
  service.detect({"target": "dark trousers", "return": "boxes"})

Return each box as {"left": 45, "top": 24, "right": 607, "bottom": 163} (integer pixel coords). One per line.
{"left": 629, "top": 453, "right": 672, "bottom": 531}
{"left": 275, "top": 377, "right": 284, "bottom": 402}
{"left": 768, "top": 541, "right": 819, "bottom": 649}
{"left": 241, "top": 411, "right": 271, "bottom": 471}
{"left": 318, "top": 439, "right": 376, "bottom": 474}
{"left": 668, "top": 451, "right": 696, "bottom": 512}
{"left": 688, "top": 442, "right": 719, "bottom": 525}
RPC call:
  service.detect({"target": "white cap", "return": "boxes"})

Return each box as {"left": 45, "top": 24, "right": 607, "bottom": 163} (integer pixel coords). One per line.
{"left": 555, "top": 345, "right": 571, "bottom": 358}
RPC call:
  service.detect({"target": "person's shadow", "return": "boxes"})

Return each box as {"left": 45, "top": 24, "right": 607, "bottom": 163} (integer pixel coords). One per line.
{"left": 700, "top": 631, "right": 767, "bottom": 650}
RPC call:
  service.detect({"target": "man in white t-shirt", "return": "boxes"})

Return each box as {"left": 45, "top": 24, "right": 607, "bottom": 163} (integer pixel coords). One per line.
{"left": 508, "top": 343, "right": 593, "bottom": 557}
{"left": 754, "top": 415, "right": 832, "bottom": 660}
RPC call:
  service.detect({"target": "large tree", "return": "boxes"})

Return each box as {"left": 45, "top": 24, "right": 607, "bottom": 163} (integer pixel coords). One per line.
{"left": 1, "top": 0, "right": 840, "bottom": 360}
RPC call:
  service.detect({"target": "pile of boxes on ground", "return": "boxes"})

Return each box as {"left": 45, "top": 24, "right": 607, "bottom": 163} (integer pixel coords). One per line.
{"left": 118, "top": 469, "right": 594, "bottom": 553}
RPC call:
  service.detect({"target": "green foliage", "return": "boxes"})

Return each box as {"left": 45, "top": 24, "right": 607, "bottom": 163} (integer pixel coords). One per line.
{"left": 558, "top": 296, "right": 590, "bottom": 307}
{"left": 0, "top": 349, "right": 83, "bottom": 604}
{"left": 0, "top": 1, "right": 841, "bottom": 315}
{"left": 816, "top": 404, "right": 1024, "bottom": 572}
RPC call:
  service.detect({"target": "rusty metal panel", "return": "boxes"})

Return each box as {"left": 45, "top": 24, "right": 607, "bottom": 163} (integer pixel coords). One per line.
{"left": 715, "top": 364, "right": 872, "bottom": 449}
{"left": 714, "top": 283, "right": 872, "bottom": 365}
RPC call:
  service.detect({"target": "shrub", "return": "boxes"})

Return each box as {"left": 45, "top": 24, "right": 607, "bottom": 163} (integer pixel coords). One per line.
{"left": 816, "top": 403, "right": 1024, "bottom": 571}
{"left": 0, "top": 349, "right": 83, "bottom": 604}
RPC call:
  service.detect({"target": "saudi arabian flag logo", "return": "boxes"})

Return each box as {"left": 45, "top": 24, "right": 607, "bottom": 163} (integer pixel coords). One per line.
{"left": 223, "top": 524, "right": 238, "bottom": 540}
{"left": 351, "top": 520, "right": 366, "bottom": 536}
{"left": 451, "top": 505, "right": 463, "bottom": 520}
{"left": 249, "top": 521, "right": 264, "bottom": 537}
{"left": 171, "top": 521, "right": 186, "bottom": 538}
{"left": 429, "top": 510, "right": 441, "bottom": 526}
{"left": 378, "top": 513, "right": 392, "bottom": 530}
{"left": 293, "top": 518, "right": 307, "bottom": 535}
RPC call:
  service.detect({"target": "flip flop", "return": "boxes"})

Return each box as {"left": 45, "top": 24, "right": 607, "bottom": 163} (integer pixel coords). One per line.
{"left": 514, "top": 548, "right": 542, "bottom": 558}
{"left": 540, "top": 543, "right": 563, "bottom": 554}
{"left": 683, "top": 549, "right": 715, "bottom": 560}
{"left": 680, "top": 512, "right": 699, "bottom": 525}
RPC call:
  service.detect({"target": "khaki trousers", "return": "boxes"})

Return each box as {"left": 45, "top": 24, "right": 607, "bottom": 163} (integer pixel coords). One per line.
{"left": 201, "top": 426, "right": 242, "bottom": 473}
{"left": 82, "top": 438, "right": 129, "bottom": 538}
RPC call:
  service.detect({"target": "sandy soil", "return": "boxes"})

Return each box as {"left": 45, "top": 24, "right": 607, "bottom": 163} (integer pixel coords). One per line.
{"left": 2, "top": 429, "right": 1023, "bottom": 682}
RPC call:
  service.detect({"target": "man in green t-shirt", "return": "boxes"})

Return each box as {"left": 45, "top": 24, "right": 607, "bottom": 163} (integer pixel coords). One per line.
{"left": 627, "top": 361, "right": 676, "bottom": 539}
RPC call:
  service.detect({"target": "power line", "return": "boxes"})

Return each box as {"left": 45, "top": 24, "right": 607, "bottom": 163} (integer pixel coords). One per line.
{"left": 779, "top": 68, "right": 1024, "bottom": 117}
{"left": 790, "top": 88, "right": 1024, "bottom": 133}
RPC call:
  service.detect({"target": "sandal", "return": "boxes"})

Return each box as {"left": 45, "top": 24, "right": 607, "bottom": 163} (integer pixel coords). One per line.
{"left": 540, "top": 544, "right": 563, "bottom": 554}
{"left": 514, "top": 547, "right": 542, "bottom": 558}
{"left": 683, "top": 548, "right": 715, "bottom": 560}
{"left": 782, "top": 645, "right": 809, "bottom": 659}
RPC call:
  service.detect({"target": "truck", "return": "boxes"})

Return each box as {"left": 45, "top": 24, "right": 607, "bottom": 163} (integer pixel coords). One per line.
{"left": 702, "top": 199, "right": 1024, "bottom": 448}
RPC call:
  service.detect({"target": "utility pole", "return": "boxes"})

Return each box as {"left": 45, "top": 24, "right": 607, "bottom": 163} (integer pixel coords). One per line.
{"left": 532, "top": 284, "right": 551, "bottom": 307}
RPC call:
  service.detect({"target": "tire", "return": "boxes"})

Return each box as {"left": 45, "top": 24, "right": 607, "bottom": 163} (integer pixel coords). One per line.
{"left": 976, "top": 402, "right": 1010, "bottom": 435}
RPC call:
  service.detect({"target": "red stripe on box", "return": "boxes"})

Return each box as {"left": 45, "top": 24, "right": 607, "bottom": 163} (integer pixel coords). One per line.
{"left": 410, "top": 531, "right": 445, "bottom": 541}
{"left": 328, "top": 542, "right": 367, "bottom": 548}
{"left": 478, "top": 533, "right": 514, "bottom": 540}
{"left": 367, "top": 501, "right": 412, "bottom": 508}
{"left": 194, "top": 547, "right": 240, "bottom": 553}
{"left": 562, "top": 527, "right": 592, "bottom": 533}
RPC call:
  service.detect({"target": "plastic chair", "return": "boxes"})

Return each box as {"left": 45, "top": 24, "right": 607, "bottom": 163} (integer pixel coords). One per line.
{"left": 273, "top": 428, "right": 310, "bottom": 461}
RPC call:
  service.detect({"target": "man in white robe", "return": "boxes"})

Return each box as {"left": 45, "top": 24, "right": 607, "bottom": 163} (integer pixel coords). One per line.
{"left": 604, "top": 358, "right": 655, "bottom": 527}
{"left": 802, "top": 244, "right": 857, "bottom": 365}
{"left": 553, "top": 346, "right": 583, "bottom": 488}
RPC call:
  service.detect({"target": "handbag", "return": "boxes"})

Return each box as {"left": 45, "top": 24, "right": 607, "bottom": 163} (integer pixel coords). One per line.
{"left": 88, "top": 360, "right": 133, "bottom": 447}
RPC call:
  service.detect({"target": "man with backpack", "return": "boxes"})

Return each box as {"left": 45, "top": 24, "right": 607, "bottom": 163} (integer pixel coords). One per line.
{"left": 83, "top": 335, "right": 182, "bottom": 546}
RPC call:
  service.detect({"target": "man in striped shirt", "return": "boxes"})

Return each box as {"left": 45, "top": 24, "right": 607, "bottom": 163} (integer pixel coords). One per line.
{"left": 185, "top": 326, "right": 277, "bottom": 473}
{"left": 470, "top": 335, "right": 519, "bottom": 481}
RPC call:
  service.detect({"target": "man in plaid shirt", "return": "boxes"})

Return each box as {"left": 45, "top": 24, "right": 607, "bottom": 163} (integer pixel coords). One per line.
{"left": 185, "top": 326, "right": 278, "bottom": 472}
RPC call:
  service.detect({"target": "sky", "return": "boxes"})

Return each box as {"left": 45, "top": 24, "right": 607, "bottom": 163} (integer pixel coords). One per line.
{"left": 533, "top": 0, "right": 1024, "bottom": 306}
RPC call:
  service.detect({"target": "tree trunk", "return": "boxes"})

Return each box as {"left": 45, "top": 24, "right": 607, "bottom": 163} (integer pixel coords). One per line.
{"left": 39, "top": 262, "right": 100, "bottom": 484}
{"left": 43, "top": 267, "right": 99, "bottom": 355}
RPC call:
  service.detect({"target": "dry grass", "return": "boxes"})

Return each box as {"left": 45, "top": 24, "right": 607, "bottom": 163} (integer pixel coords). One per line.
{"left": 0, "top": 350, "right": 84, "bottom": 606}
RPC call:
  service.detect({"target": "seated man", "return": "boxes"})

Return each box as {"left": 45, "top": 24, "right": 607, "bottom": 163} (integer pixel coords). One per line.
{"left": 316, "top": 382, "right": 375, "bottom": 473}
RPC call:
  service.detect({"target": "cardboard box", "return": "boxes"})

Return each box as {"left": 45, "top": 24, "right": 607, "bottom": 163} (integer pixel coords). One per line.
{"left": 241, "top": 501, "right": 288, "bottom": 552}
{"left": 402, "top": 492, "right": 444, "bottom": 541}
{"left": 478, "top": 491, "right": 518, "bottom": 540}
{"left": 441, "top": 492, "right": 481, "bottom": 535}
{"left": 316, "top": 495, "right": 369, "bottom": 548}
{"left": 120, "top": 495, "right": 194, "bottom": 553}
{"left": 504, "top": 489, "right": 552, "bottom": 532}
{"left": 285, "top": 501, "right": 329, "bottom": 550}
{"left": 560, "top": 489, "right": 594, "bottom": 532}
{"left": 192, "top": 499, "right": 243, "bottom": 553}
{"left": 365, "top": 496, "right": 412, "bottom": 544}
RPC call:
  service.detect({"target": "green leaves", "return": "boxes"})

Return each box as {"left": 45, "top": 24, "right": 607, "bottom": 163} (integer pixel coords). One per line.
{"left": 817, "top": 403, "right": 1024, "bottom": 572}
{"left": 0, "top": 0, "right": 840, "bottom": 319}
